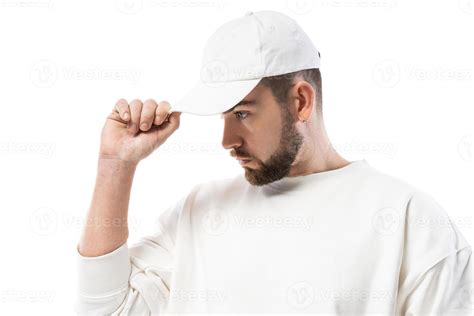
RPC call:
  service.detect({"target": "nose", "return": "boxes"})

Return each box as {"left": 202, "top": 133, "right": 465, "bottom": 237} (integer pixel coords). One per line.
{"left": 221, "top": 119, "right": 243, "bottom": 151}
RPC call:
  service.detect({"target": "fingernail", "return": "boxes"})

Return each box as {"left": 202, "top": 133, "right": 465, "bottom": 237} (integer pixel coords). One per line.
{"left": 124, "top": 112, "right": 129, "bottom": 120}
{"left": 141, "top": 122, "right": 148, "bottom": 130}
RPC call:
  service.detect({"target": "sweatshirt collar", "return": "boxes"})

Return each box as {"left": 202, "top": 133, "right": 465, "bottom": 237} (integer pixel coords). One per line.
{"left": 262, "top": 159, "right": 368, "bottom": 192}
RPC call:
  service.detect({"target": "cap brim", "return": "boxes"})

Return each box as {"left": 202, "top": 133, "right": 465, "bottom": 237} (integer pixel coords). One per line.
{"left": 171, "top": 78, "right": 262, "bottom": 116}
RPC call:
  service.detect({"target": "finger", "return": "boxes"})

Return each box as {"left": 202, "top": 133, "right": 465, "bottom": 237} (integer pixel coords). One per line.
{"left": 160, "top": 111, "right": 181, "bottom": 135}
{"left": 140, "top": 112, "right": 181, "bottom": 150}
{"left": 163, "top": 112, "right": 172, "bottom": 123}
{"left": 140, "top": 99, "right": 158, "bottom": 132}
{"left": 129, "top": 99, "right": 143, "bottom": 134}
{"left": 153, "top": 101, "right": 172, "bottom": 126}
{"left": 114, "top": 98, "right": 130, "bottom": 122}
{"left": 168, "top": 111, "right": 181, "bottom": 129}
{"left": 142, "top": 111, "right": 182, "bottom": 146}
{"left": 161, "top": 111, "right": 181, "bottom": 137}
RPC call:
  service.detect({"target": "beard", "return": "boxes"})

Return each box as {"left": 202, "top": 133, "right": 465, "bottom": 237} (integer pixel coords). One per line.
{"left": 238, "top": 106, "right": 304, "bottom": 186}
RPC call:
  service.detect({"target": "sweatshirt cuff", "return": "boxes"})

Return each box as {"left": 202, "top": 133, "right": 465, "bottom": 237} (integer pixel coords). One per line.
{"left": 76, "top": 242, "right": 131, "bottom": 298}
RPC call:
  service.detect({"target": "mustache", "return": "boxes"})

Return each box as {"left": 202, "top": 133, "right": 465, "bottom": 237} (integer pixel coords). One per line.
{"left": 230, "top": 150, "right": 251, "bottom": 159}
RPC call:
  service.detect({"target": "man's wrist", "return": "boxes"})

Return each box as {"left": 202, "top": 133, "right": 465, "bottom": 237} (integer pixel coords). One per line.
{"left": 97, "top": 155, "right": 139, "bottom": 172}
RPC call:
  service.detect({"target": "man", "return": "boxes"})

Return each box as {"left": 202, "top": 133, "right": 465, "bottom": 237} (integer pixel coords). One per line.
{"left": 76, "top": 11, "right": 472, "bottom": 315}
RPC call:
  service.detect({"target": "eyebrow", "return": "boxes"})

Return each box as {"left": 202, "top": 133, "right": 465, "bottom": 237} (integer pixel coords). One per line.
{"left": 222, "top": 100, "right": 256, "bottom": 115}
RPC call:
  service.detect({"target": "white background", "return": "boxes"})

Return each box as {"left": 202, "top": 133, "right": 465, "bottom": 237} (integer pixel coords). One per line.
{"left": 0, "top": 0, "right": 473, "bottom": 314}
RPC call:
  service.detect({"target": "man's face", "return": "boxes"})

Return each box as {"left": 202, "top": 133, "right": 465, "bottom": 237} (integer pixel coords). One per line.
{"left": 221, "top": 83, "right": 304, "bottom": 186}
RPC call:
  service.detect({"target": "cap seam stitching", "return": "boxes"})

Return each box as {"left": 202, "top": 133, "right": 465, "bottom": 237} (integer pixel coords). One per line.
{"left": 252, "top": 13, "right": 266, "bottom": 76}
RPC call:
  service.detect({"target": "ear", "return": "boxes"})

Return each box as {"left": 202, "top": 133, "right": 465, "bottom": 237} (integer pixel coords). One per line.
{"left": 288, "top": 80, "right": 315, "bottom": 123}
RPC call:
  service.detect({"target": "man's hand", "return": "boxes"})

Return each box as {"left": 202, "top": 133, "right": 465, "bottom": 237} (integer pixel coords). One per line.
{"left": 99, "top": 99, "right": 181, "bottom": 164}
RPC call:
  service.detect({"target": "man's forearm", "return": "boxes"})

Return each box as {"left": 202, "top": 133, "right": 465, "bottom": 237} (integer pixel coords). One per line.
{"left": 78, "top": 158, "right": 137, "bottom": 257}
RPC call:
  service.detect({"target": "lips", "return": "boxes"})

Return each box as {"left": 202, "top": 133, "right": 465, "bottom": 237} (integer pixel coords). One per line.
{"left": 237, "top": 158, "right": 252, "bottom": 166}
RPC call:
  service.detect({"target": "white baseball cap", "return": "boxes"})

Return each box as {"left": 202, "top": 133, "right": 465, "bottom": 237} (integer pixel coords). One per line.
{"left": 170, "top": 10, "right": 321, "bottom": 116}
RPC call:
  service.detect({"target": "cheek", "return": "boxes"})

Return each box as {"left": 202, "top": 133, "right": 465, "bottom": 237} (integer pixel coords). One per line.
{"left": 246, "top": 120, "right": 282, "bottom": 159}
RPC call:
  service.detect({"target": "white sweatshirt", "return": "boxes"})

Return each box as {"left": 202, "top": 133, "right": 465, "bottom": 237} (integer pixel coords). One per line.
{"left": 75, "top": 159, "right": 472, "bottom": 315}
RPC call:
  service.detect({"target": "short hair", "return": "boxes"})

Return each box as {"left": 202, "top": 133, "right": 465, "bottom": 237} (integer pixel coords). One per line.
{"left": 260, "top": 68, "right": 322, "bottom": 115}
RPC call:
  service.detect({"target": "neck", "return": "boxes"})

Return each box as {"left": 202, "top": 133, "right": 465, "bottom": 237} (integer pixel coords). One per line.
{"left": 287, "top": 120, "right": 349, "bottom": 177}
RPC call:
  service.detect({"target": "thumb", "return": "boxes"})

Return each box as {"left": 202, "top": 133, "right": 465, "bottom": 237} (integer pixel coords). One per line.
{"left": 166, "top": 111, "right": 181, "bottom": 129}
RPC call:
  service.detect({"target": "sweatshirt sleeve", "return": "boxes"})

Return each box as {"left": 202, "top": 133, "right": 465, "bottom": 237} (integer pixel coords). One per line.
{"left": 396, "top": 190, "right": 473, "bottom": 315}
{"left": 74, "top": 194, "right": 186, "bottom": 315}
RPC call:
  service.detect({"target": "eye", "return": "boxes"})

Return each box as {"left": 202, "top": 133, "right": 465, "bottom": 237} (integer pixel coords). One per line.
{"left": 234, "top": 111, "right": 249, "bottom": 120}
